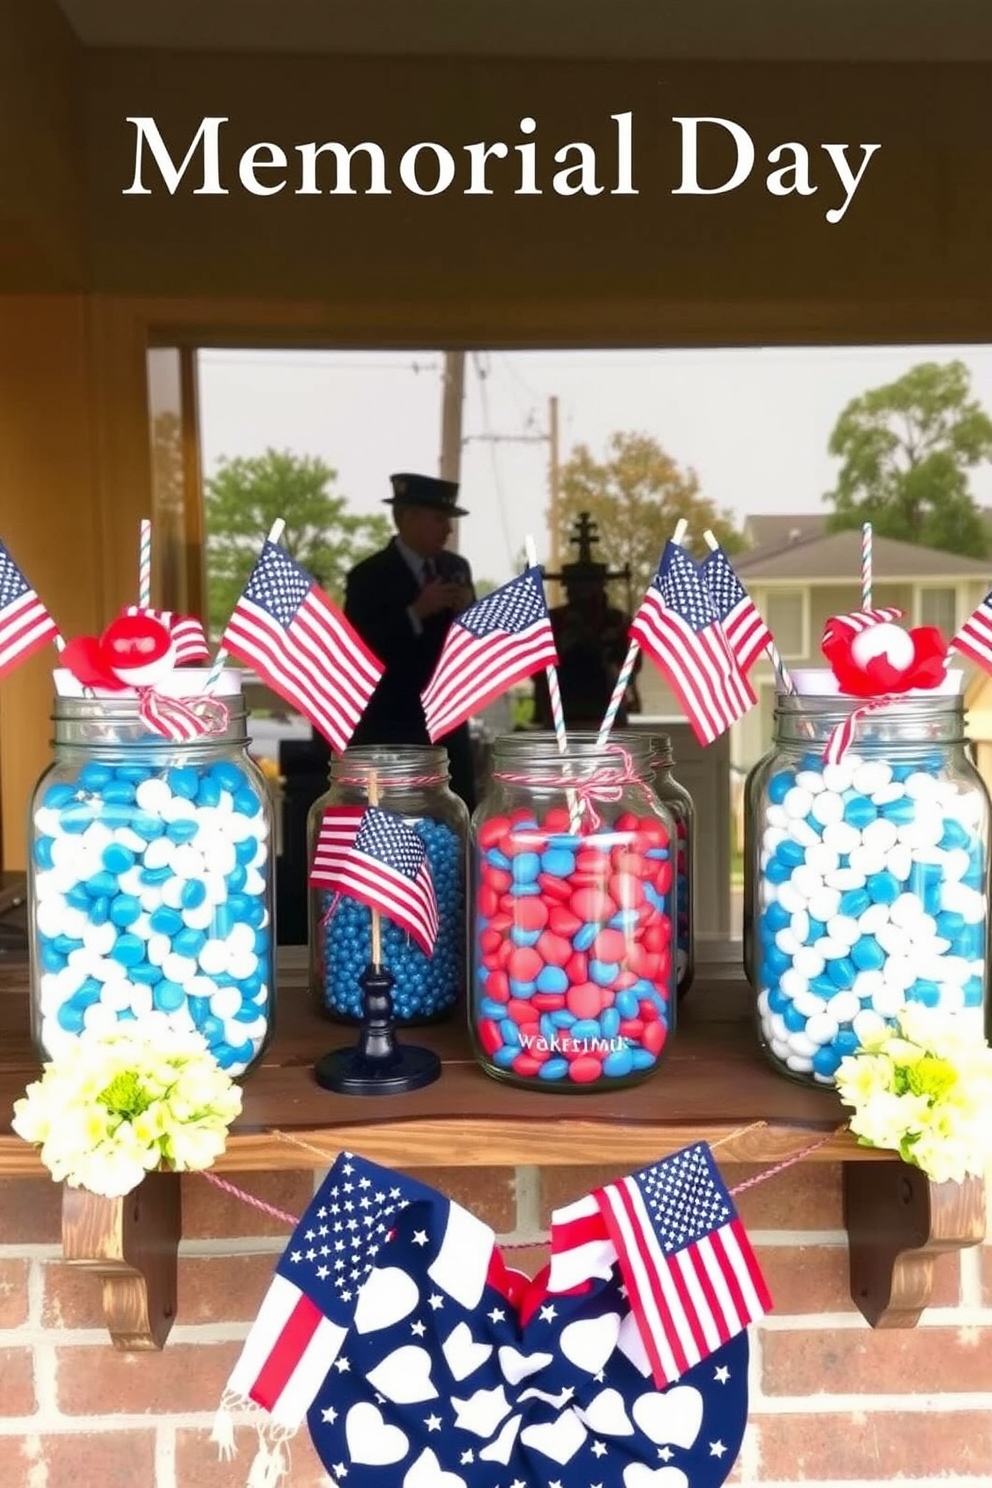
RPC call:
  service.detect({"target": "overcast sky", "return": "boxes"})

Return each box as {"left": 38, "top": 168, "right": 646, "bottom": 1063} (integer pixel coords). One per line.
{"left": 197, "top": 344, "right": 992, "bottom": 586}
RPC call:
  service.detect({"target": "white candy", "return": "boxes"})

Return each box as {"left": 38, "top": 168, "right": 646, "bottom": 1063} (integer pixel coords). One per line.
{"left": 130, "top": 984, "right": 154, "bottom": 1017}
{"left": 882, "top": 957, "right": 916, "bottom": 991}
{"left": 905, "top": 771, "right": 942, "bottom": 801}
{"left": 160, "top": 794, "right": 197, "bottom": 823}
{"left": 211, "top": 985, "right": 243, "bottom": 1019}
{"left": 938, "top": 982, "right": 965, "bottom": 1013}
{"left": 907, "top": 914, "right": 937, "bottom": 944}
{"left": 780, "top": 967, "right": 809, "bottom": 998}
{"left": 172, "top": 845, "right": 205, "bottom": 879}
{"left": 114, "top": 827, "right": 148, "bottom": 854}
{"left": 135, "top": 777, "right": 173, "bottom": 814}
{"left": 821, "top": 760, "right": 855, "bottom": 792}
{"left": 821, "top": 821, "right": 861, "bottom": 855}
{"left": 826, "top": 914, "right": 860, "bottom": 947}
{"left": 937, "top": 848, "right": 970, "bottom": 883}
{"left": 814, "top": 935, "right": 847, "bottom": 961}
{"left": 790, "top": 865, "right": 824, "bottom": 901}
{"left": 101, "top": 978, "right": 134, "bottom": 1011}
{"left": 783, "top": 786, "right": 814, "bottom": 819}
{"left": 795, "top": 770, "right": 826, "bottom": 795}
{"left": 182, "top": 902, "right": 215, "bottom": 931}
{"left": 162, "top": 952, "right": 198, "bottom": 984}
{"left": 227, "top": 949, "right": 259, "bottom": 981}
{"left": 875, "top": 923, "right": 909, "bottom": 956}
{"left": 147, "top": 933, "right": 172, "bottom": 967}
{"left": 810, "top": 792, "right": 844, "bottom": 827}
{"left": 792, "top": 947, "right": 825, "bottom": 980}
{"left": 848, "top": 846, "right": 887, "bottom": 878}
{"left": 857, "top": 903, "right": 890, "bottom": 936}
{"left": 143, "top": 837, "right": 174, "bottom": 871}
{"left": 827, "top": 991, "right": 861, "bottom": 1024}
{"left": 244, "top": 868, "right": 267, "bottom": 897}
{"left": 805, "top": 844, "right": 840, "bottom": 877}
{"left": 825, "top": 868, "right": 866, "bottom": 891}
{"left": 792, "top": 990, "right": 828, "bottom": 1016}
{"left": 82, "top": 1001, "right": 118, "bottom": 1034}
{"left": 788, "top": 820, "right": 820, "bottom": 849}
{"left": 853, "top": 760, "right": 892, "bottom": 796}
{"left": 871, "top": 783, "right": 906, "bottom": 806}
{"left": 763, "top": 826, "right": 788, "bottom": 853}
{"left": 775, "top": 928, "right": 802, "bottom": 958}
{"left": 889, "top": 893, "right": 923, "bottom": 928}
{"left": 776, "top": 882, "right": 808, "bottom": 915}
{"left": 158, "top": 877, "right": 184, "bottom": 909}
{"left": 140, "top": 887, "right": 164, "bottom": 913}
{"left": 861, "top": 818, "right": 899, "bottom": 856}
{"left": 886, "top": 844, "right": 913, "bottom": 882}
{"left": 786, "top": 1032, "right": 819, "bottom": 1059}
{"left": 227, "top": 922, "right": 256, "bottom": 957}
{"left": 198, "top": 939, "right": 229, "bottom": 976}
{"left": 805, "top": 1012, "right": 840, "bottom": 1045}
{"left": 808, "top": 887, "right": 841, "bottom": 923}
{"left": 34, "top": 806, "right": 62, "bottom": 835}
{"left": 869, "top": 983, "right": 906, "bottom": 1017}
{"left": 852, "top": 1008, "right": 888, "bottom": 1043}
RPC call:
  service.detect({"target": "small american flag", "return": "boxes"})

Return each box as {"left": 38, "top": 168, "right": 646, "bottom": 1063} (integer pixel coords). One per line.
{"left": 123, "top": 605, "right": 210, "bottom": 665}
{"left": 701, "top": 545, "right": 773, "bottom": 675}
{"left": 630, "top": 542, "right": 755, "bottom": 745}
{"left": 950, "top": 591, "right": 992, "bottom": 672}
{"left": 220, "top": 1152, "right": 439, "bottom": 1430}
{"left": 421, "top": 566, "right": 558, "bottom": 740}
{"left": 592, "top": 1143, "right": 771, "bottom": 1388}
{"left": 309, "top": 804, "right": 439, "bottom": 956}
{"left": 220, "top": 541, "right": 383, "bottom": 751}
{"left": 0, "top": 538, "right": 60, "bottom": 681}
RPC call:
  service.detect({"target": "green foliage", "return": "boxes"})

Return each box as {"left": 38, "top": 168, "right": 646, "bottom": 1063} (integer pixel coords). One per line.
{"left": 824, "top": 360, "right": 992, "bottom": 558}
{"left": 204, "top": 448, "right": 391, "bottom": 635}
{"left": 554, "top": 431, "right": 746, "bottom": 600}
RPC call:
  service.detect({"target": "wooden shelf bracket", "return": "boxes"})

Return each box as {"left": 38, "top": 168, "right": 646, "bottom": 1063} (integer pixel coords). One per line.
{"left": 843, "top": 1160, "right": 986, "bottom": 1328}
{"left": 61, "top": 1171, "right": 182, "bottom": 1350}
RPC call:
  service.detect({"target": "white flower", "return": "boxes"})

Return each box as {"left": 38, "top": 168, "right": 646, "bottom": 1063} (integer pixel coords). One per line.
{"left": 13, "top": 1026, "right": 243, "bottom": 1199}
{"left": 836, "top": 1005, "right": 992, "bottom": 1184}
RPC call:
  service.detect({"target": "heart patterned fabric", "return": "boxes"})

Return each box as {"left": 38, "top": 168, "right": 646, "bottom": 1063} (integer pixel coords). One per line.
{"left": 219, "top": 1150, "right": 768, "bottom": 1488}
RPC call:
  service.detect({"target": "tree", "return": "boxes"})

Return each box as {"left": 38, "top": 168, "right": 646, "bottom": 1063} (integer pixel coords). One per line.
{"left": 204, "top": 448, "right": 391, "bottom": 635}
{"left": 553, "top": 431, "right": 746, "bottom": 601}
{"left": 823, "top": 360, "right": 992, "bottom": 558}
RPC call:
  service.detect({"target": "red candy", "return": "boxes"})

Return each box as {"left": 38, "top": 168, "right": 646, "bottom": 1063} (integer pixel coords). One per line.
{"left": 566, "top": 982, "right": 606, "bottom": 1020}
{"left": 506, "top": 946, "right": 543, "bottom": 984}
{"left": 536, "top": 931, "right": 572, "bottom": 967}
{"left": 592, "top": 928, "right": 627, "bottom": 963}
{"left": 514, "top": 897, "right": 549, "bottom": 932}
{"left": 570, "top": 887, "right": 615, "bottom": 923}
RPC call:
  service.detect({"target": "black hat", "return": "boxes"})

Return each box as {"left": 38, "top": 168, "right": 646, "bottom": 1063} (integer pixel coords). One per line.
{"left": 385, "top": 472, "right": 468, "bottom": 517}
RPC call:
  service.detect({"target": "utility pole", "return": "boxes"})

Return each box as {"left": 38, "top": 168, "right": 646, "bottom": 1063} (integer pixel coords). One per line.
{"left": 547, "top": 395, "right": 561, "bottom": 606}
{"left": 439, "top": 350, "right": 466, "bottom": 551}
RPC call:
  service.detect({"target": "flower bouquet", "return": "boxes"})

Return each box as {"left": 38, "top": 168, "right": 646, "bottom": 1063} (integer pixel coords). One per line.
{"left": 835, "top": 1003, "right": 992, "bottom": 1184}
{"left": 12, "top": 1025, "right": 243, "bottom": 1198}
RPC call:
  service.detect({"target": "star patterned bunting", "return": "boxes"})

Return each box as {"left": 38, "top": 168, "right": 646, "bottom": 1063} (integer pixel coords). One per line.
{"left": 221, "top": 1149, "right": 764, "bottom": 1488}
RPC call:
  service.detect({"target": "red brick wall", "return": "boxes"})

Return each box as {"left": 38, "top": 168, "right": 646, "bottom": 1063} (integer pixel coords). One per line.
{"left": 1, "top": 1163, "right": 989, "bottom": 1487}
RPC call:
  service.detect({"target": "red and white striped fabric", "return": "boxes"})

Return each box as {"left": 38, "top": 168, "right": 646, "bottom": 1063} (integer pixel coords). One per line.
{"left": 124, "top": 605, "right": 210, "bottom": 665}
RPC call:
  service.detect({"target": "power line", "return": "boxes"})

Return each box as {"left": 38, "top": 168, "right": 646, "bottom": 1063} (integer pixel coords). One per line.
{"left": 470, "top": 352, "right": 519, "bottom": 575}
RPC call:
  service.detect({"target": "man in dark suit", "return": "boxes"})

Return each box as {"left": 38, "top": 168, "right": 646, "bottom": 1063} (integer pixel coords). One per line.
{"left": 344, "top": 473, "right": 478, "bottom": 811}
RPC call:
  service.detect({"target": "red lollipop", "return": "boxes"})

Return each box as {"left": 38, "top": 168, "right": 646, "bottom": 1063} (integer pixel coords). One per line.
{"left": 100, "top": 612, "right": 176, "bottom": 686}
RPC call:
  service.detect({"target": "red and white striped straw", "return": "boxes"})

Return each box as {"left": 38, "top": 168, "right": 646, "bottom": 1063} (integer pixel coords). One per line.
{"left": 139, "top": 518, "right": 152, "bottom": 609}
{"left": 861, "top": 521, "right": 873, "bottom": 611}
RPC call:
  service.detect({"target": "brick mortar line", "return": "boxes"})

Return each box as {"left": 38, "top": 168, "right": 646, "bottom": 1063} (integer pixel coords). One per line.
{"left": 749, "top": 1393, "right": 992, "bottom": 1413}
{"left": 154, "top": 1421, "right": 177, "bottom": 1488}
{"left": 959, "top": 1243, "right": 985, "bottom": 1309}
{"left": 0, "top": 1244, "right": 63, "bottom": 1260}
{"left": 0, "top": 1321, "right": 251, "bottom": 1346}
{"left": 756, "top": 1305, "right": 990, "bottom": 1330}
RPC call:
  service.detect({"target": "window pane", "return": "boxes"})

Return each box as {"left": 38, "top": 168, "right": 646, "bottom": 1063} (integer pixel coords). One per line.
{"left": 920, "top": 588, "right": 956, "bottom": 634}
{"left": 765, "top": 591, "right": 804, "bottom": 656}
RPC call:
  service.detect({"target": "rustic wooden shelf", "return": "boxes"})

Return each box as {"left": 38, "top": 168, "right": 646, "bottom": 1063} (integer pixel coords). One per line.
{"left": 1, "top": 942, "right": 985, "bottom": 1347}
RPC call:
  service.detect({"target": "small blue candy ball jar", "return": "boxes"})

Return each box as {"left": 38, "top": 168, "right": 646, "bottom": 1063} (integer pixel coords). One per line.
{"left": 307, "top": 746, "right": 469, "bottom": 1025}
{"left": 27, "top": 677, "right": 276, "bottom": 1077}
{"left": 746, "top": 681, "right": 991, "bottom": 1088}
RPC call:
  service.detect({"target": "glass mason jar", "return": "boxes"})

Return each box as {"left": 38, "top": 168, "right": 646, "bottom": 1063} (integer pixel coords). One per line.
{"left": 27, "top": 677, "right": 275, "bottom": 1077}
{"left": 649, "top": 734, "right": 696, "bottom": 1000}
{"left": 470, "top": 732, "right": 677, "bottom": 1090}
{"left": 747, "top": 688, "right": 990, "bottom": 1088}
{"left": 308, "top": 746, "right": 469, "bottom": 1024}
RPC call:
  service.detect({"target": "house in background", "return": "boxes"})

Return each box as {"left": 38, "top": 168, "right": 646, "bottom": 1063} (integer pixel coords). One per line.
{"left": 633, "top": 517, "right": 992, "bottom": 772}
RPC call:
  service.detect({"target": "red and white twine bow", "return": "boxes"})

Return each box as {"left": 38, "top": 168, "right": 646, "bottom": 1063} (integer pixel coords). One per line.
{"left": 136, "top": 689, "right": 230, "bottom": 741}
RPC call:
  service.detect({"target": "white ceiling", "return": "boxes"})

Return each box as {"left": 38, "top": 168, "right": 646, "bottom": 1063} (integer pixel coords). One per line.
{"left": 54, "top": 0, "right": 992, "bottom": 61}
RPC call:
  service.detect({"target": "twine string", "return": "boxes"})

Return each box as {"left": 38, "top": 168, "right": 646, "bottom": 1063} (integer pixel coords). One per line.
{"left": 493, "top": 744, "right": 649, "bottom": 832}
{"left": 202, "top": 1120, "right": 849, "bottom": 1243}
